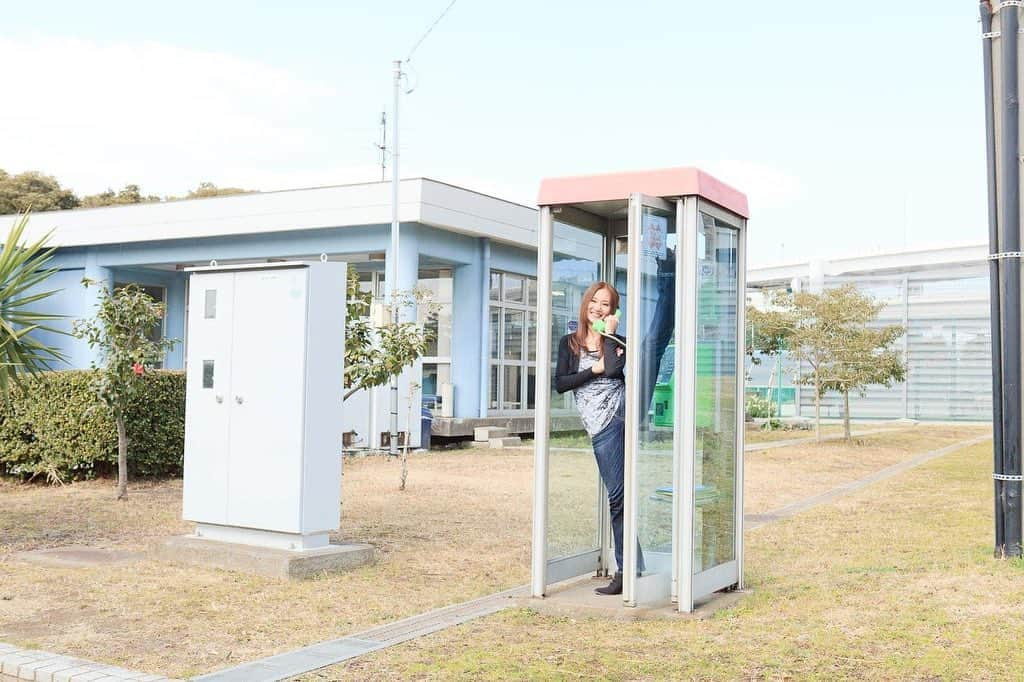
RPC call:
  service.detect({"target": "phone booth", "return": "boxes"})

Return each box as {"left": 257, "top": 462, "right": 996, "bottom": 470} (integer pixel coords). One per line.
{"left": 530, "top": 168, "right": 749, "bottom": 612}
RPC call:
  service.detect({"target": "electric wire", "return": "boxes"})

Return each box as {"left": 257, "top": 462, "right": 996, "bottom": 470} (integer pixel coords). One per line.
{"left": 406, "top": 0, "right": 459, "bottom": 63}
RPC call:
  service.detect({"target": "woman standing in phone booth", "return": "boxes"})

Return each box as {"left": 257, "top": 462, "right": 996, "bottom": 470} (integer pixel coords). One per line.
{"left": 553, "top": 281, "right": 644, "bottom": 595}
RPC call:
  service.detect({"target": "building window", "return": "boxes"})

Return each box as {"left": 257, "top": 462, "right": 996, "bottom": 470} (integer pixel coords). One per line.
{"left": 351, "top": 267, "right": 453, "bottom": 416}
{"left": 421, "top": 362, "right": 451, "bottom": 410}
{"left": 357, "top": 270, "right": 387, "bottom": 298}
{"left": 489, "top": 270, "right": 537, "bottom": 414}
{"left": 114, "top": 282, "right": 167, "bottom": 368}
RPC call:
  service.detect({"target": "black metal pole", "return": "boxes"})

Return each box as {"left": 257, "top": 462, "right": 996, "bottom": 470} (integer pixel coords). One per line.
{"left": 999, "top": 1, "right": 1022, "bottom": 557}
{"left": 981, "top": 1, "right": 1006, "bottom": 554}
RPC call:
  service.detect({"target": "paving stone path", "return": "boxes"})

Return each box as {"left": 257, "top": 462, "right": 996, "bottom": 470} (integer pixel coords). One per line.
{"left": 0, "top": 641, "right": 174, "bottom": 681}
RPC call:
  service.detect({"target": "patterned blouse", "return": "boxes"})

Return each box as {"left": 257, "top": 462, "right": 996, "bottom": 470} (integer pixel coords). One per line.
{"left": 574, "top": 350, "right": 625, "bottom": 437}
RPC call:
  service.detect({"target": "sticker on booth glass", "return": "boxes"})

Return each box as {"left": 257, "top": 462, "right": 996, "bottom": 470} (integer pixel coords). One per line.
{"left": 567, "top": 319, "right": 578, "bottom": 334}
{"left": 642, "top": 212, "right": 668, "bottom": 272}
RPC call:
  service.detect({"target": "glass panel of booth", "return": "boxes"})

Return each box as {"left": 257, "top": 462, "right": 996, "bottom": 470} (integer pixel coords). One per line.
{"left": 633, "top": 204, "right": 678, "bottom": 585}
{"left": 693, "top": 211, "right": 740, "bottom": 576}
{"left": 545, "top": 219, "right": 605, "bottom": 568}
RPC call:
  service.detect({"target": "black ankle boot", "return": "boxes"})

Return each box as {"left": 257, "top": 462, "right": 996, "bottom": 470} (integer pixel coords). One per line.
{"left": 594, "top": 572, "right": 623, "bottom": 595}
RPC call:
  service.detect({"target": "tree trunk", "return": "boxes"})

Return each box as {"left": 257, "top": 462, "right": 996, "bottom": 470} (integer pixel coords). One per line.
{"left": 843, "top": 389, "right": 852, "bottom": 442}
{"left": 115, "top": 415, "right": 129, "bottom": 500}
{"left": 399, "top": 440, "right": 407, "bottom": 489}
{"left": 814, "top": 375, "right": 822, "bottom": 443}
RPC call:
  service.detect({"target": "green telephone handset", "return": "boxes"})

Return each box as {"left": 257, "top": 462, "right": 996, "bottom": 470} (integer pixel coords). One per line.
{"left": 591, "top": 309, "right": 626, "bottom": 347}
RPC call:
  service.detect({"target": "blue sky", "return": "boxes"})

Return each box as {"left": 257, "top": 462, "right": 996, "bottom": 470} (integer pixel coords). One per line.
{"left": 1, "top": 1, "right": 986, "bottom": 266}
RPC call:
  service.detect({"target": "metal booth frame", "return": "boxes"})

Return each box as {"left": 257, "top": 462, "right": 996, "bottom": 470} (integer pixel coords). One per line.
{"left": 530, "top": 168, "right": 749, "bottom": 613}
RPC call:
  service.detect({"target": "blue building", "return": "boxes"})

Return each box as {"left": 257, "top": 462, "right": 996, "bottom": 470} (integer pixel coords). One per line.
{"left": 13, "top": 178, "right": 545, "bottom": 446}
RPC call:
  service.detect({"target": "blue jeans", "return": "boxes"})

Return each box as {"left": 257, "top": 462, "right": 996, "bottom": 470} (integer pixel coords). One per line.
{"left": 591, "top": 404, "right": 646, "bottom": 574}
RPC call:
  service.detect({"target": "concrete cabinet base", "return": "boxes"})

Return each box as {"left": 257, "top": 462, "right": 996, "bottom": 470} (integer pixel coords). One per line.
{"left": 157, "top": 535, "right": 375, "bottom": 580}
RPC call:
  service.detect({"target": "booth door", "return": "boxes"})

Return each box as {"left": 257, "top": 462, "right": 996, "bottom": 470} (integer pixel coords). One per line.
{"left": 683, "top": 209, "right": 743, "bottom": 610}
{"left": 623, "top": 193, "right": 679, "bottom": 606}
{"left": 544, "top": 220, "right": 608, "bottom": 585}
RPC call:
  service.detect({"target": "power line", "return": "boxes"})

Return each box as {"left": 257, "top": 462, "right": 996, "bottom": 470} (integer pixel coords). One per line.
{"left": 406, "top": 0, "right": 459, "bottom": 63}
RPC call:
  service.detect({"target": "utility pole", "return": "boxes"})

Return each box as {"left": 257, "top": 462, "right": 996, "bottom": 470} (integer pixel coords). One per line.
{"left": 386, "top": 0, "right": 459, "bottom": 457}
{"left": 388, "top": 60, "right": 403, "bottom": 457}
{"left": 376, "top": 111, "right": 387, "bottom": 182}
{"left": 980, "top": 0, "right": 1023, "bottom": 558}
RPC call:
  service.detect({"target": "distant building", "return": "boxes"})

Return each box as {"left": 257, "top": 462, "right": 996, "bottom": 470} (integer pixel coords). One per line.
{"left": 747, "top": 244, "right": 991, "bottom": 422}
{"left": 13, "top": 178, "right": 983, "bottom": 441}
{"left": 11, "top": 179, "right": 541, "bottom": 446}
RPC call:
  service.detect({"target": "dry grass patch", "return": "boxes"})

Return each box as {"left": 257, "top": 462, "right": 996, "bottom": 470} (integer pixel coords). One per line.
{"left": 744, "top": 423, "right": 989, "bottom": 515}
{"left": 0, "top": 478, "right": 189, "bottom": 554}
{"left": 0, "top": 450, "right": 533, "bottom": 678}
{"left": 0, "top": 426, "right": 991, "bottom": 679}
{"left": 744, "top": 422, "right": 848, "bottom": 443}
{"left": 312, "top": 437, "right": 1024, "bottom": 681}
{"left": 742, "top": 422, "right": 910, "bottom": 444}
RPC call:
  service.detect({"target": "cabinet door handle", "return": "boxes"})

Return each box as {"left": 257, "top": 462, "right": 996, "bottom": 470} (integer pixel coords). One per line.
{"left": 235, "top": 396, "right": 244, "bottom": 405}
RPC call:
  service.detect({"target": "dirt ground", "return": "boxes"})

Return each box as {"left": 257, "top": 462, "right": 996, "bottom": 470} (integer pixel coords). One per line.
{"left": 0, "top": 423, "right": 990, "bottom": 678}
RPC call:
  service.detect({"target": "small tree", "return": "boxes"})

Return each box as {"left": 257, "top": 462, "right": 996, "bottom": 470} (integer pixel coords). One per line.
{"left": 343, "top": 265, "right": 438, "bottom": 404}
{"left": 745, "top": 298, "right": 795, "bottom": 426}
{"left": 399, "top": 381, "right": 420, "bottom": 491}
{"left": 73, "top": 282, "right": 178, "bottom": 499}
{"left": 0, "top": 212, "right": 68, "bottom": 397}
{"left": 783, "top": 284, "right": 906, "bottom": 442}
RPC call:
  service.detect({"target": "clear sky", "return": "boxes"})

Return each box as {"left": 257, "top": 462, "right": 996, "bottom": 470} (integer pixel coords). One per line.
{"left": 0, "top": 1, "right": 987, "bottom": 266}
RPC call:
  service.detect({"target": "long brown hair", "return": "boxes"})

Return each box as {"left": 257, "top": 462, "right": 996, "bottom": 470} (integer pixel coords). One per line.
{"left": 569, "top": 281, "right": 620, "bottom": 358}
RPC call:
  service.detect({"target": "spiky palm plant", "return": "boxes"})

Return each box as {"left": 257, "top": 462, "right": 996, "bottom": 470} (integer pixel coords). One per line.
{"left": 0, "top": 212, "right": 66, "bottom": 396}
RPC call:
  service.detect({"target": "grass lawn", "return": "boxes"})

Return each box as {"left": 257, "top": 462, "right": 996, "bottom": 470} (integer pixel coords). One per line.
{"left": 313, "top": 431, "right": 1021, "bottom": 681}
{"left": 0, "top": 424, "right": 992, "bottom": 679}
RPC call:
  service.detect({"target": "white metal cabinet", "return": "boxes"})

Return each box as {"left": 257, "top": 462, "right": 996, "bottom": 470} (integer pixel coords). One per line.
{"left": 181, "top": 262, "right": 346, "bottom": 550}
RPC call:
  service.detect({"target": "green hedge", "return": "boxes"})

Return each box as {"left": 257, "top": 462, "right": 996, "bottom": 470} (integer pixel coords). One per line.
{"left": 0, "top": 370, "right": 186, "bottom": 482}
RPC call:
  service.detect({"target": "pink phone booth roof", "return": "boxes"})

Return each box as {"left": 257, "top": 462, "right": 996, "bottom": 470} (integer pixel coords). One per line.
{"left": 537, "top": 167, "right": 749, "bottom": 219}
